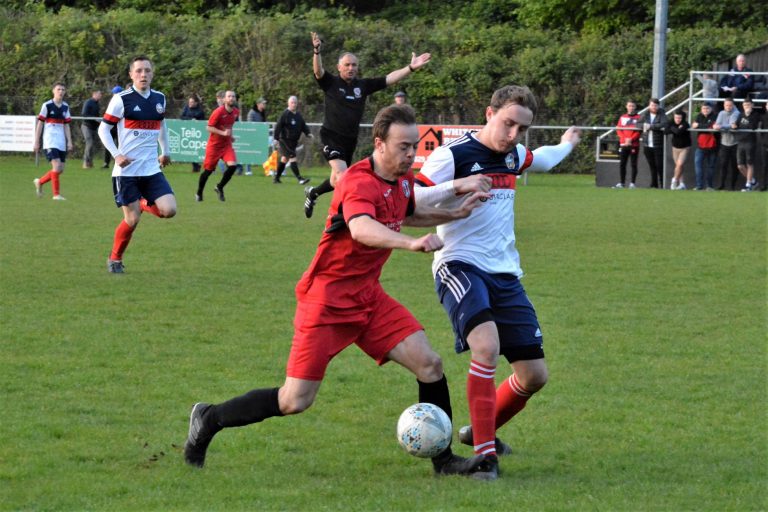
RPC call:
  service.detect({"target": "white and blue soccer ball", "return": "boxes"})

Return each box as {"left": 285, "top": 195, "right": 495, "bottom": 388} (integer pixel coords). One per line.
{"left": 396, "top": 403, "right": 452, "bottom": 458}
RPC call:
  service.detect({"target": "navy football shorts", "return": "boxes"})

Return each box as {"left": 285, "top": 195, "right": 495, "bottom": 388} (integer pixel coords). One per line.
{"left": 435, "top": 260, "right": 544, "bottom": 362}
{"left": 44, "top": 148, "right": 67, "bottom": 162}
{"left": 112, "top": 172, "right": 173, "bottom": 207}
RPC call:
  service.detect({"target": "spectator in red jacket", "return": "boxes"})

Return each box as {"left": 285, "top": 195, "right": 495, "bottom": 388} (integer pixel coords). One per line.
{"left": 691, "top": 103, "right": 718, "bottom": 190}
{"left": 614, "top": 100, "right": 641, "bottom": 189}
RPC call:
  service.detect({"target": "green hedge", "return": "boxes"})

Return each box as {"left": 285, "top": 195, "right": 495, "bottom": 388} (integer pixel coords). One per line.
{"left": 2, "top": 5, "right": 764, "bottom": 171}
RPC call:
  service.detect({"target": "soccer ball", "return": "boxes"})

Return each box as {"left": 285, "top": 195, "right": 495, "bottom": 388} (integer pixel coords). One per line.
{"left": 396, "top": 403, "right": 452, "bottom": 458}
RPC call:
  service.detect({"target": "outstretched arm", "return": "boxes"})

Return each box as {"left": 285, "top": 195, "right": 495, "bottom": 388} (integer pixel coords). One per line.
{"left": 386, "top": 52, "right": 431, "bottom": 86}
{"left": 311, "top": 32, "right": 325, "bottom": 80}
{"left": 527, "top": 126, "right": 581, "bottom": 172}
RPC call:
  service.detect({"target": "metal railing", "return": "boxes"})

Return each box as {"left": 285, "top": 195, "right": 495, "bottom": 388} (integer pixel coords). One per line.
{"left": 595, "top": 69, "right": 767, "bottom": 188}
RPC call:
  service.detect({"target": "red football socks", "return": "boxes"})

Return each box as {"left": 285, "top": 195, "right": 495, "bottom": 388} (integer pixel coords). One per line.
{"left": 495, "top": 373, "right": 532, "bottom": 429}
{"left": 139, "top": 198, "right": 161, "bottom": 217}
{"left": 110, "top": 220, "right": 135, "bottom": 261}
{"left": 467, "top": 360, "right": 496, "bottom": 456}
{"left": 38, "top": 170, "right": 53, "bottom": 185}
{"left": 51, "top": 172, "right": 60, "bottom": 196}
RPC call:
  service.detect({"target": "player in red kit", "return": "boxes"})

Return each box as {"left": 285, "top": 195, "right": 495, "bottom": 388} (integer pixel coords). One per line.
{"left": 196, "top": 90, "right": 239, "bottom": 202}
{"left": 184, "top": 105, "right": 492, "bottom": 479}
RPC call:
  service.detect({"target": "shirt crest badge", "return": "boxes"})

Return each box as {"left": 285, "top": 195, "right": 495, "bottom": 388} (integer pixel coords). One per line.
{"left": 401, "top": 180, "right": 410, "bottom": 198}
{"left": 156, "top": 103, "right": 164, "bottom": 114}
{"left": 505, "top": 151, "right": 519, "bottom": 170}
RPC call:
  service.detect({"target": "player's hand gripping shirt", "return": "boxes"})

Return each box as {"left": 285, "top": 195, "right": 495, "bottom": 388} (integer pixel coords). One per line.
{"left": 102, "top": 87, "right": 167, "bottom": 177}
{"left": 295, "top": 156, "right": 415, "bottom": 308}
{"left": 415, "top": 132, "right": 534, "bottom": 278}
{"left": 38, "top": 100, "right": 71, "bottom": 151}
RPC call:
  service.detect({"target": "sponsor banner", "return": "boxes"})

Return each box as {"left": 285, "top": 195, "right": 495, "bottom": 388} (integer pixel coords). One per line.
{"left": 414, "top": 124, "right": 482, "bottom": 169}
{"left": 0, "top": 116, "right": 37, "bottom": 152}
{"left": 166, "top": 119, "right": 270, "bottom": 164}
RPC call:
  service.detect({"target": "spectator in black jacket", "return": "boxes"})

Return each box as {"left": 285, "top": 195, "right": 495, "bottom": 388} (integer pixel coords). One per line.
{"left": 180, "top": 94, "right": 206, "bottom": 172}
{"left": 735, "top": 97, "right": 760, "bottom": 191}
{"left": 80, "top": 89, "right": 102, "bottom": 168}
{"left": 720, "top": 54, "right": 754, "bottom": 104}
{"left": 639, "top": 98, "right": 668, "bottom": 188}
{"left": 667, "top": 111, "right": 691, "bottom": 190}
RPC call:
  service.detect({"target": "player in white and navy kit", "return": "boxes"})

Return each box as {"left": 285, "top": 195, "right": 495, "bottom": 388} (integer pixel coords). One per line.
{"left": 415, "top": 85, "right": 581, "bottom": 480}
{"left": 98, "top": 56, "right": 176, "bottom": 274}
{"left": 33, "top": 83, "right": 73, "bottom": 200}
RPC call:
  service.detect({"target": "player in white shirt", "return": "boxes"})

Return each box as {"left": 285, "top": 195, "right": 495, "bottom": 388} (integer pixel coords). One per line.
{"left": 415, "top": 85, "right": 581, "bottom": 480}
{"left": 98, "top": 56, "right": 176, "bottom": 274}
{"left": 33, "top": 83, "right": 73, "bottom": 201}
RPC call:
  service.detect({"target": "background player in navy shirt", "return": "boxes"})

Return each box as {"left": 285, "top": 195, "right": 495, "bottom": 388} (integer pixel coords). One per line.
{"left": 33, "top": 83, "right": 73, "bottom": 201}
{"left": 99, "top": 56, "right": 175, "bottom": 274}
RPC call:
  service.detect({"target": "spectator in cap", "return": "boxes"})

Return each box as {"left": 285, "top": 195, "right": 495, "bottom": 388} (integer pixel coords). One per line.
{"left": 394, "top": 91, "right": 407, "bottom": 105}
{"left": 245, "top": 97, "right": 268, "bottom": 176}
{"left": 249, "top": 98, "right": 267, "bottom": 123}
{"left": 112, "top": 85, "right": 123, "bottom": 94}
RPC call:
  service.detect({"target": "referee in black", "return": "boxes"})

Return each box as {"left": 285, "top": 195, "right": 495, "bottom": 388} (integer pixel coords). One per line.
{"left": 303, "top": 31, "right": 431, "bottom": 218}
{"left": 274, "top": 95, "right": 312, "bottom": 185}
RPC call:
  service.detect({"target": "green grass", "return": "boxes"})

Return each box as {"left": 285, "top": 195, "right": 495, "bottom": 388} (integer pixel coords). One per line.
{"left": 1, "top": 155, "right": 766, "bottom": 511}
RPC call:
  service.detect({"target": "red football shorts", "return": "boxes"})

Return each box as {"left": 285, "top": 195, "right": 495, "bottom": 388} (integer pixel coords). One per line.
{"left": 286, "top": 291, "right": 423, "bottom": 381}
{"left": 203, "top": 144, "right": 237, "bottom": 170}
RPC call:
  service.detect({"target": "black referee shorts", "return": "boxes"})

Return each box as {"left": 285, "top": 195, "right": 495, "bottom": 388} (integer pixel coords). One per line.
{"left": 278, "top": 139, "right": 299, "bottom": 159}
{"left": 320, "top": 127, "right": 357, "bottom": 166}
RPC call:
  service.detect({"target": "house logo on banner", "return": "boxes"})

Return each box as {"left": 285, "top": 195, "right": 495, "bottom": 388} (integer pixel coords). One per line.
{"left": 414, "top": 125, "right": 482, "bottom": 169}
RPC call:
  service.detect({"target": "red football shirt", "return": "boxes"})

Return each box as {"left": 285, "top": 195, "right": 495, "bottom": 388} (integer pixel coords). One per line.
{"left": 207, "top": 105, "right": 239, "bottom": 147}
{"left": 295, "top": 157, "right": 416, "bottom": 308}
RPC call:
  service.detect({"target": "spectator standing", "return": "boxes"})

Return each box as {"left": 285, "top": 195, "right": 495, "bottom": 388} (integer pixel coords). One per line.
{"left": 33, "top": 83, "right": 73, "bottom": 201}
{"left": 302, "top": 31, "right": 431, "bottom": 218}
{"left": 714, "top": 98, "right": 741, "bottom": 190}
{"left": 98, "top": 56, "right": 176, "bottom": 274}
{"left": 214, "top": 90, "right": 225, "bottom": 109}
{"left": 692, "top": 103, "right": 718, "bottom": 190}
{"left": 248, "top": 98, "right": 267, "bottom": 123}
{"left": 273, "top": 95, "right": 312, "bottom": 185}
{"left": 667, "top": 111, "right": 691, "bottom": 190}
{"left": 394, "top": 91, "right": 407, "bottom": 105}
{"left": 720, "top": 54, "right": 754, "bottom": 104}
{"left": 696, "top": 73, "right": 719, "bottom": 104}
{"left": 180, "top": 94, "right": 206, "bottom": 172}
{"left": 639, "top": 98, "right": 668, "bottom": 188}
{"left": 614, "top": 100, "right": 641, "bottom": 189}
{"left": 196, "top": 90, "right": 239, "bottom": 202}
{"left": 735, "top": 97, "right": 760, "bottom": 191}
{"left": 80, "top": 89, "right": 102, "bottom": 169}
{"left": 245, "top": 97, "right": 267, "bottom": 176}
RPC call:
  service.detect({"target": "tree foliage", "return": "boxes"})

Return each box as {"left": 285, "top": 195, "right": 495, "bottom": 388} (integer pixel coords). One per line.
{"left": 1, "top": 4, "right": 766, "bottom": 171}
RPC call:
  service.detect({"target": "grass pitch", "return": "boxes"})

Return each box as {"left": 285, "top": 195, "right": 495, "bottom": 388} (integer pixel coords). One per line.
{"left": 1, "top": 155, "right": 766, "bottom": 511}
